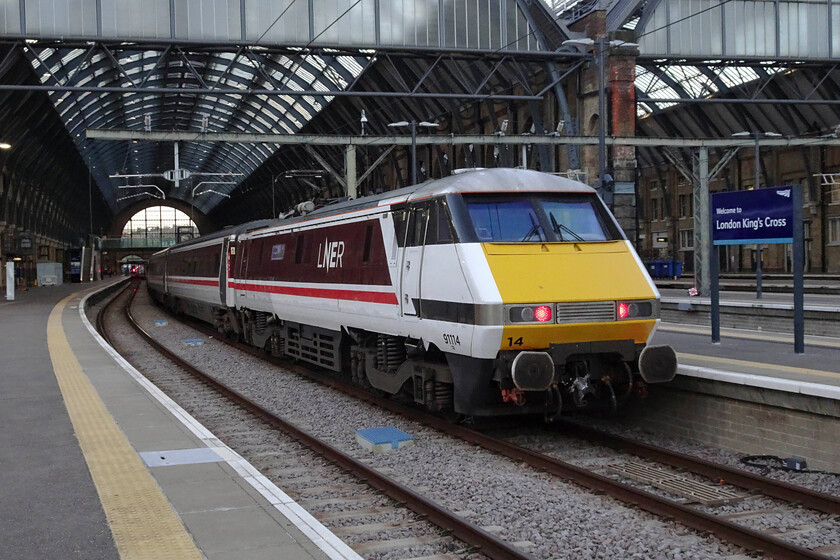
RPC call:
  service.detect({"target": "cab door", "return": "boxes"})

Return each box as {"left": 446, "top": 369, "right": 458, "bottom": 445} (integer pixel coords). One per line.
{"left": 234, "top": 237, "right": 250, "bottom": 302}
{"left": 219, "top": 236, "right": 236, "bottom": 306}
{"left": 400, "top": 204, "right": 428, "bottom": 316}
{"left": 163, "top": 253, "right": 169, "bottom": 294}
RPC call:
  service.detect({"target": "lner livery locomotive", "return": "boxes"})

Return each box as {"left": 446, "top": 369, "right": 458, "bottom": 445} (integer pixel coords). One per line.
{"left": 147, "top": 169, "right": 676, "bottom": 418}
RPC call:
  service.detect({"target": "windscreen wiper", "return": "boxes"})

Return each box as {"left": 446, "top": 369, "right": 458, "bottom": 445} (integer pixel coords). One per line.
{"left": 550, "top": 213, "right": 583, "bottom": 242}
{"left": 522, "top": 213, "right": 544, "bottom": 242}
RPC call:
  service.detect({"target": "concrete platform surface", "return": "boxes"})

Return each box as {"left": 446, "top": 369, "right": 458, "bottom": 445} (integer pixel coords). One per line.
{"left": 2, "top": 279, "right": 362, "bottom": 560}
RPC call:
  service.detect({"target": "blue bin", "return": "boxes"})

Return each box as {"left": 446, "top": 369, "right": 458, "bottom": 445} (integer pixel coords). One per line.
{"left": 654, "top": 260, "right": 667, "bottom": 278}
{"left": 646, "top": 260, "right": 681, "bottom": 278}
{"left": 660, "top": 261, "right": 683, "bottom": 278}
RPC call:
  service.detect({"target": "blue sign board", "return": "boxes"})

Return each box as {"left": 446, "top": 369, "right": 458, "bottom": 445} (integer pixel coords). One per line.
{"left": 711, "top": 186, "right": 794, "bottom": 245}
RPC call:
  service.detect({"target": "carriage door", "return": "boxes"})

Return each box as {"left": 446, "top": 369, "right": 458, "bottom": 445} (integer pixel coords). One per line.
{"left": 163, "top": 254, "right": 169, "bottom": 294}
{"left": 235, "top": 238, "right": 249, "bottom": 299}
{"left": 400, "top": 204, "right": 428, "bottom": 316}
{"left": 219, "top": 236, "right": 234, "bottom": 305}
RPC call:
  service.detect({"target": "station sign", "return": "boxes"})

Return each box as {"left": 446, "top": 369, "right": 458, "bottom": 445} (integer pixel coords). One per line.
{"left": 18, "top": 233, "right": 33, "bottom": 254}
{"left": 711, "top": 186, "right": 794, "bottom": 245}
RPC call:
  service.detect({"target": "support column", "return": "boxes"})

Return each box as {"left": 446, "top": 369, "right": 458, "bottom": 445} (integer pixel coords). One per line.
{"left": 345, "top": 145, "right": 357, "bottom": 199}
{"left": 572, "top": 10, "right": 638, "bottom": 234}
{"left": 574, "top": 12, "right": 607, "bottom": 190}
{"left": 694, "top": 147, "right": 710, "bottom": 296}
{"left": 5, "top": 261, "right": 13, "bottom": 300}
{"left": 174, "top": 141, "right": 180, "bottom": 190}
{"left": 610, "top": 41, "right": 640, "bottom": 242}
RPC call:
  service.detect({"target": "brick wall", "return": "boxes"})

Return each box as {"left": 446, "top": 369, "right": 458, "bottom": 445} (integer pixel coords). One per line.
{"left": 623, "top": 379, "right": 840, "bottom": 471}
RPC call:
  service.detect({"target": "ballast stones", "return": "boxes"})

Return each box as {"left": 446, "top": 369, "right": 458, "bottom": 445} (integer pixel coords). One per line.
{"left": 355, "top": 426, "right": 414, "bottom": 454}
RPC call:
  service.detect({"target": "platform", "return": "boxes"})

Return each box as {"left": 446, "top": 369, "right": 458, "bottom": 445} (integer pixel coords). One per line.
{"left": 3, "top": 279, "right": 839, "bottom": 558}
{"left": 647, "top": 316, "right": 840, "bottom": 471}
{"left": 653, "top": 283, "right": 840, "bottom": 407}
{"left": 1, "top": 279, "right": 361, "bottom": 560}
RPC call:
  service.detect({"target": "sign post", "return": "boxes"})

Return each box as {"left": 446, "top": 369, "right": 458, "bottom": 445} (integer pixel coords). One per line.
{"left": 5, "top": 261, "right": 14, "bottom": 300}
{"left": 792, "top": 186, "right": 804, "bottom": 353}
{"left": 710, "top": 185, "right": 804, "bottom": 353}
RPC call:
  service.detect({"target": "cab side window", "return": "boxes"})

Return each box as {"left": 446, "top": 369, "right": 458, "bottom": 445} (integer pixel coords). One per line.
{"left": 392, "top": 209, "right": 409, "bottom": 247}
{"left": 405, "top": 205, "right": 429, "bottom": 247}
{"left": 426, "top": 198, "right": 456, "bottom": 245}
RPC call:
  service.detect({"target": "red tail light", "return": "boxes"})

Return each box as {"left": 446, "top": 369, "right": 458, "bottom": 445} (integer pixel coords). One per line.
{"left": 534, "top": 305, "right": 552, "bottom": 322}
{"left": 618, "top": 302, "right": 630, "bottom": 319}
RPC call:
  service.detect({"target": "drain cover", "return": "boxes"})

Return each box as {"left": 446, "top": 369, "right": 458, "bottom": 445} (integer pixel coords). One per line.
{"left": 608, "top": 461, "right": 744, "bottom": 505}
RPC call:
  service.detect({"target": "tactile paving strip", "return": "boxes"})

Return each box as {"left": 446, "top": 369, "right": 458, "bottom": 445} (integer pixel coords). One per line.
{"left": 608, "top": 461, "right": 744, "bottom": 505}
{"left": 48, "top": 294, "right": 203, "bottom": 560}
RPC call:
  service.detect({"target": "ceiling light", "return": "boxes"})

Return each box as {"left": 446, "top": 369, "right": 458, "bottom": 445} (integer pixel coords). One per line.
{"left": 0, "top": 143, "right": 11, "bottom": 149}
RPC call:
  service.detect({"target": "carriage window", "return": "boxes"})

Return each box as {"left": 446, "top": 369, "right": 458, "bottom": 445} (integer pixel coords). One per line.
{"left": 362, "top": 224, "right": 373, "bottom": 261}
{"left": 295, "top": 235, "right": 305, "bottom": 264}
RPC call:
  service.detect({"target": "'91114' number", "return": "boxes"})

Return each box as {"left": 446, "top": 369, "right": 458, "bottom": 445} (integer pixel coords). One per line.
{"left": 443, "top": 334, "right": 460, "bottom": 346}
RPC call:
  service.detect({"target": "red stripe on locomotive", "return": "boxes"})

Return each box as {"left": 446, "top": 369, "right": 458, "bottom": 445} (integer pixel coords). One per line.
{"left": 230, "top": 281, "right": 398, "bottom": 305}
{"left": 170, "top": 277, "right": 219, "bottom": 287}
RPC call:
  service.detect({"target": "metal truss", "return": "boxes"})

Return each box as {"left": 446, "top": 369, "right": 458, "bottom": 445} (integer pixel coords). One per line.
{"left": 816, "top": 173, "right": 840, "bottom": 186}
{"left": 8, "top": 40, "right": 581, "bottom": 213}
{"left": 7, "top": 40, "right": 580, "bottom": 99}
{"left": 636, "top": 60, "right": 840, "bottom": 116}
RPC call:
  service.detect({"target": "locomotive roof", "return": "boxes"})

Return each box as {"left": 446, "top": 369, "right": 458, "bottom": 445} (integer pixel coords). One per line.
{"left": 157, "top": 170, "right": 601, "bottom": 250}
{"left": 293, "top": 168, "right": 595, "bottom": 223}
{"left": 408, "top": 168, "right": 596, "bottom": 199}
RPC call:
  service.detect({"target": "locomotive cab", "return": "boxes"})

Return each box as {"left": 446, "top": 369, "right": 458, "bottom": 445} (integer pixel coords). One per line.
{"left": 426, "top": 181, "right": 677, "bottom": 417}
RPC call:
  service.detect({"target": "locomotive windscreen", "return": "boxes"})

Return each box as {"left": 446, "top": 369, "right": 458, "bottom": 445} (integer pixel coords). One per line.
{"left": 463, "top": 193, "right": 617, "bottom": 243}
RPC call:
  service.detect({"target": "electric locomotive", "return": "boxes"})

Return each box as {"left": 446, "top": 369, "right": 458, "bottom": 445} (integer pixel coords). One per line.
{"left": 148, "top": 169, "right": 676, "bottom": 418}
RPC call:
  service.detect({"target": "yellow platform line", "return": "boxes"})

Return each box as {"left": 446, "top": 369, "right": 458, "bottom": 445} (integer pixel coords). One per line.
{"left": 678, "top": 352, "right": 840, "bottom": 381}
{"left": 660, "top": 323, "right": 840, "bottom": 349}
{"left": 48, "top": 294, "right": 202, "bottom": 560}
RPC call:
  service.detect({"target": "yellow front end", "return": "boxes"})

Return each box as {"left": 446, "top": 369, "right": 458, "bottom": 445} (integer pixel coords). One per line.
{"left": 483, "top": 240, "right": 659, "bottom": 350}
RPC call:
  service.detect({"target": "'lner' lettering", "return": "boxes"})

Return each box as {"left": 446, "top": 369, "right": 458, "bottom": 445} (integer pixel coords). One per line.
{"left": 317, "top": 238, "right": 345, "bottom": 271}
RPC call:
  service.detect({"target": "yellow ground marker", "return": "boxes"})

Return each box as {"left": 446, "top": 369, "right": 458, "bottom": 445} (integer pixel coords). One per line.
{"left": 677, "top": 352, "right": 840, "bottom": 381}
{"left": 48, "top": 294, "right": 203, "bottom": 560}
{"left": 660, "top": 322, "right": 840, "bottom": 349}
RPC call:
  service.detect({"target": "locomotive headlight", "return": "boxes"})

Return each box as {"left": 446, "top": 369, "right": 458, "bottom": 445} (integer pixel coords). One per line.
{"left": 507, "top": 304, "right": 554, "bottom": 324}
{"left": 616, "top": 300, "right": 655, "bottom": 320}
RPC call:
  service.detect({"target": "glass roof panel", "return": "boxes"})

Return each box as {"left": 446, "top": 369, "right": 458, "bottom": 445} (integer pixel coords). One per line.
{"left": 636, "top": 63, "right": 784, "bottom": 116}
{"left": 25, "top": 45, "right": 371, "bottom": 212}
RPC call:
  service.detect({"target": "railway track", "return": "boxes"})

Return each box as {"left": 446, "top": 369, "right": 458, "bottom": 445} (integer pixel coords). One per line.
{"left": 325, "top": 382, "right": 839, "bottom": 560}
{"left": 101, "top": 282, "right": 839, "bottom": 559}
{"left": 99, "top": 280, "right": 531, "bottom": 560}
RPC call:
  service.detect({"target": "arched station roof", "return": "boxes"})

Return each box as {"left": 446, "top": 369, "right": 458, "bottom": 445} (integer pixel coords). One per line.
{"left": 1, "top": 0, "right": 839, "bottom": 243}
{"left": 1, "top": 0, "right": 556, "bottom": 220}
